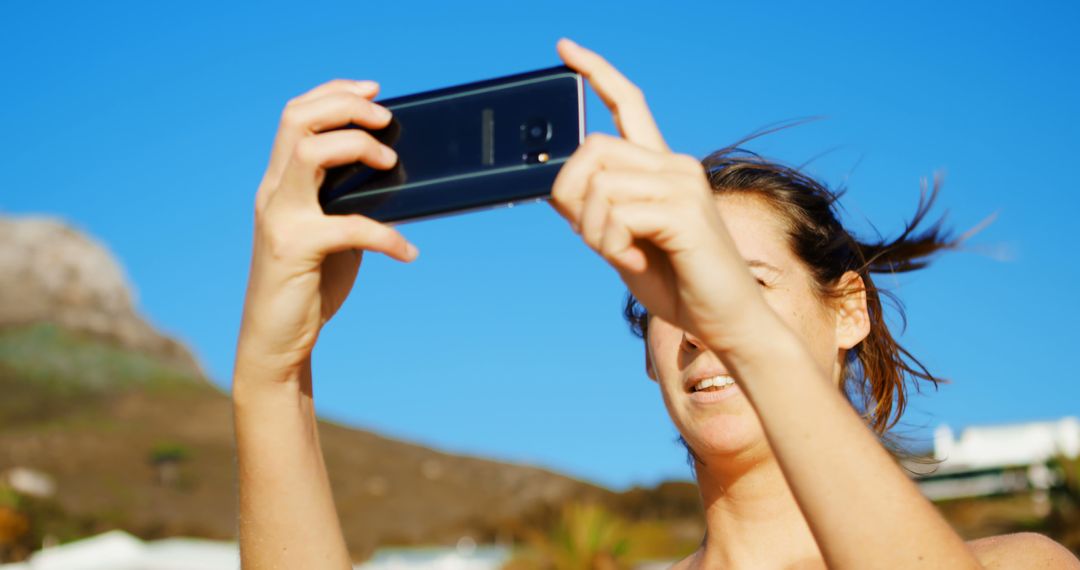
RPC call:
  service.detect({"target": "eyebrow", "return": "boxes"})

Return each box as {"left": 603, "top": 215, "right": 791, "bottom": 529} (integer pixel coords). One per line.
{"left": 746, "top": 259, "right": 783, "bottom": 273}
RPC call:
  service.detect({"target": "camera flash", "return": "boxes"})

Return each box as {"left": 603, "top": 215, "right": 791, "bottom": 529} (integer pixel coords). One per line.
{"left": 537, "top": 152, "right": 550, "bottom": 163}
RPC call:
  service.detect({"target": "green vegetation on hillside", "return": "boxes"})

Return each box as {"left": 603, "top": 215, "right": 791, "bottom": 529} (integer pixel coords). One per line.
{"left": 0, "top": 322, "right": 203, "bottom": 393}
{"left": 5, "top": 320, "right": 1073, "bottom": 564}
{"left": 503, "top": 502, "right": 700, "bottom": 570}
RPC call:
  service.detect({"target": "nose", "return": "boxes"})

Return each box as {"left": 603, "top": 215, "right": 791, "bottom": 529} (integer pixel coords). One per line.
{"left": 681, "top": 330, "right": 705, "bottom": 352}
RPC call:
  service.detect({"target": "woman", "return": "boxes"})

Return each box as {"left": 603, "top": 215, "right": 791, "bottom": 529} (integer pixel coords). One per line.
{"left": 232, "top": 38, "right": 1080, "bottom": 568}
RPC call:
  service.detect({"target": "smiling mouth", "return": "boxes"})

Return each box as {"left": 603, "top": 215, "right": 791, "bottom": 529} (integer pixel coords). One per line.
{"left": 689, "top": 375, "right": 736, "bottom": 393}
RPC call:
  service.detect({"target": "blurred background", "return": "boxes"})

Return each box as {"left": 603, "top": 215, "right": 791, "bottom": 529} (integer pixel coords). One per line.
{"left": 1, "top": 0, "right": 1077, "bottom": 567}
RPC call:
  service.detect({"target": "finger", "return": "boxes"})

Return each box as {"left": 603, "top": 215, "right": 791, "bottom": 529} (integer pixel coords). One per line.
{"left": 550, "top": 133, "right": 672, "bottom": 225}
{"left": 264, "top": 83, "right": 388, "bottom": 189}
{"left": 268, "top": 80, "right": 380, "bottom": 171}
{"left": 285, "top": 90, "right": 394, "bottom": 134}
{"left": 309, "top": 214, "right": 419, "bottom": 263}
{"left": 579, "top": 170, "right": 666, "bottom": 247}
{"left": 556, "top": 38, "right": 668, "bottom": 152}
{"left": 290, "top": 79, "right": 379, "bottom": 107}
{"left": 278, "top": 129, "right": 398, "bottom": 205}
{"left": 598, "top": 202, "right": 674, "bottom": 273}
{"left": 577, "top": 176, "right": 608, "bottom": 247}
{"left": 602, "top": 222, "right": 648, "bottom": 273}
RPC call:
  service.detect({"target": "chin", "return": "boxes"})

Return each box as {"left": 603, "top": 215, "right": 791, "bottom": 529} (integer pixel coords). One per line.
{"left": 674, "top": 398, "right": 768, "bottom": 462}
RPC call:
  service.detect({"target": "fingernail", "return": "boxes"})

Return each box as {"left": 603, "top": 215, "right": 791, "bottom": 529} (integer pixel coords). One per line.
{"left": 406, "top": 243, "right": 419, "bottom": 260}
{"left": 561, "top": 37, "right": 578, "bottom": 48}
{"left": 374, "top": 104, "right": 392, "bottom": 121}
{"left": 355, "top": 80, "right": 378, "bottom": 91}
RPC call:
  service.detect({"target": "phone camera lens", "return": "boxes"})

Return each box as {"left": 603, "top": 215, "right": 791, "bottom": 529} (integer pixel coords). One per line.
{"left": 521, "top": 118, "right": 552, "bottom": 144}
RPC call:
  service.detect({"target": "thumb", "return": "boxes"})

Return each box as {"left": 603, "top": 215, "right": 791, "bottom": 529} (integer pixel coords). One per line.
{"left": 311, "top": 214, "right": 419, "bottom": 263}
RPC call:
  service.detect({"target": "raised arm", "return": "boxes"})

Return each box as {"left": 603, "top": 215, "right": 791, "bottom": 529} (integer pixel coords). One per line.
{"left": 548, "top": 38, "right": 1079, "bottom": 569}
{"left": 232, "top": 79, "right": 418, "bottom": 569}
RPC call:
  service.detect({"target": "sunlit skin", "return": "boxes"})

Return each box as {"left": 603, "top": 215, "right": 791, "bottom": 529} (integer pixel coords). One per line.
{"left": 643, "top": 194, "right": 867, "bottom": 569}
{"left": 546, "top": 38, "right": 1078, "bottom": 570}
{"left": 230, "top": 36, "right": 1080, "bottom": 569}
{"left": 636, "top": 195, "right": 1079, "bottom": 570}
{"left": 646, "top": 194, "right": 850, "bottom": 464}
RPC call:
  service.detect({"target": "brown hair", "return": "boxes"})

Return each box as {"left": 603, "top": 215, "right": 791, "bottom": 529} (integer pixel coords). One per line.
{"left": 624, "top": 144, "right": 971, "bottom": 461}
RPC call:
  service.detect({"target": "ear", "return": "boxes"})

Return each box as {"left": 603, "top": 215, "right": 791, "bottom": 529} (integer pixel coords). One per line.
{"left": 834, "top": 271, "right": 871, "bottom": 350}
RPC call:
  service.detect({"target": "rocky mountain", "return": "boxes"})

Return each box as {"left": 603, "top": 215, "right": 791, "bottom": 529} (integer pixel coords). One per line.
{"left": 0, "top": 214, "right": 703, "bottom": 561}
{"left": 0, "top": 216, "right": 202, "bottom": 377}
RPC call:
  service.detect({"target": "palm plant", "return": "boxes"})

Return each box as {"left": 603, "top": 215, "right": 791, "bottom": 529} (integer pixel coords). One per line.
{"left": 504, "top": 502, "right": 631, "bottom": 570}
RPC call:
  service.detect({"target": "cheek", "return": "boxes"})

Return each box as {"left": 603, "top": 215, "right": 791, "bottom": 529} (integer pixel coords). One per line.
{"left": 764, "top": 288, "right": 836, "bottom": 372}
{"left": 646, "top": 331, "right": 691, "bottom": 405}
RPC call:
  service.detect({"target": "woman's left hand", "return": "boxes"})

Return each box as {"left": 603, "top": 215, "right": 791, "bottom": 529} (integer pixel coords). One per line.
{"left": 551, "top": 38, "right": 768, "bottom": 349}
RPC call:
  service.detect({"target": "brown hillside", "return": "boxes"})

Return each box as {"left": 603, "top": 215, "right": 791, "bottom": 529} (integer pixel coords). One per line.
{"left": 0, "top": 323, "right": 626, "bottom": 559}
{"left": 0, "top": 213, "right": 704, "bottom": 562}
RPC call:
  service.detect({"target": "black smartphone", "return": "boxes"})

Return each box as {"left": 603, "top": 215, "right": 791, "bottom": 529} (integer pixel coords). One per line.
{"left": 318, "top": 65, "right": 585, "bottom": 224}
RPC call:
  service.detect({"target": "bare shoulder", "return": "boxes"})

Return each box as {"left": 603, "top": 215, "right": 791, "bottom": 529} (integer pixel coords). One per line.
{"left": 967, "top": 532, "right": 1080, "bottom": 569}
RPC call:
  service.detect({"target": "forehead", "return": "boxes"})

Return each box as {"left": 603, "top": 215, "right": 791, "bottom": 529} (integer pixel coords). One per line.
{"left": 714, "top": 193, "right": 794, "bottom": 267}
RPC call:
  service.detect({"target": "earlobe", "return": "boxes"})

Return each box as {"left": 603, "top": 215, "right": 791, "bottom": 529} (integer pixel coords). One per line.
{"left": 836, "top": 271, "right": 871, "bottom": 350}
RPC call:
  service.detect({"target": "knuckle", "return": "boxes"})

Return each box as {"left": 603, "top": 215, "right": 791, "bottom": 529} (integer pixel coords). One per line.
{"left": 675, "top": 154, "right": 704, "bottom": 173}
{"left": 583, "top": 132, "right": 610, "bottom": 145}
{"left": 549, "top": 185, "right": 564, "bottom": 204}
{"left": 335, "top": 218, "right": 362, "bottom": 246}
{"left": 253, "top": 193, "right": 268, "bottom": 220}
{"left": 587, "top": 169, "right": 608, "bottom": 191}
{"left": 263, "top": 221, "right": 298, "bottom": 261}
{"left": 600, "top": 232, "right": 619, "bottom": 258}
{"left": 293, "top": 137, "right": 319, "bottom": 166}
{"left": 610, "top": 88, "right": 635, "bottom": 110}
{"left": 319, "top": 89, "right": 347, "bottom": 105}
{"left": 253, "top": 187, "right": 281, "bottom": 225}
{"left": 550, "top": 190, "right": 572, "bottom": 214}
{"left": 583, "top": 227, "right": 600, "bottom": 249}
{"left": 676, "top": 198, "right": 699, "bottom": 218}
{"left": 280, "top": 105, "right": 305, "bottom": 131}
{"left": 550, "top": 175, "right": 568, "bottom": 201}
{"left": 607, "top": 205, "right": 626, "bottom": 226}
{"left": 582, "top": 132, "right": 610, "bottom": 153}
{"left": 321, "top": 90, "right": 358, "bottom": 115}
{"left": 325, "top": 78, "right": 356, "bottom": 90}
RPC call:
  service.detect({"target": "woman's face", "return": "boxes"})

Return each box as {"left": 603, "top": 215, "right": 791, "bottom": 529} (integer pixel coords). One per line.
{"left": 645, "top": 193, "right": 856, "bottom": 462}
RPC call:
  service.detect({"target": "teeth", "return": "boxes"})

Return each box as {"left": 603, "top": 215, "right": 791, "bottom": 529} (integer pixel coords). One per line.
{"left": 692, "top": 375, "right": 735, "bottom": 392}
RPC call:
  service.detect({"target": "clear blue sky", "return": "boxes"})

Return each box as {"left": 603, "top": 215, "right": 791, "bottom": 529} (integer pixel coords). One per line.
{"left": 2, "top": 1, "right": 1077, "bottom": 490}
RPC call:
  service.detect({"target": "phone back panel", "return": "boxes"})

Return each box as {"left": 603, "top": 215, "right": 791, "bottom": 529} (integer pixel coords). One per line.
{"left": 319, "top": 65, "right": 584, "bottom": 223}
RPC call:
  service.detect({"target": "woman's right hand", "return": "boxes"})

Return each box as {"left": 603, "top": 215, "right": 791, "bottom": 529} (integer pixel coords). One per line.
{"left": 235, "top": 79, "right": 419, "bottom": 381}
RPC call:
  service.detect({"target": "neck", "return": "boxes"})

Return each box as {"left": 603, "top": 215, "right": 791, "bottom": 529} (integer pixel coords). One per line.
{"left": 688, "top": 442, "right": 824, "bottom": 570}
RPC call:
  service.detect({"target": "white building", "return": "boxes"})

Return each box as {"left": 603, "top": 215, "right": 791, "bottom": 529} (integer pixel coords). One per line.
{"left": 0, "top": 531, "right": 510, "bottom": 570}
{"left": 934, "top": 416, "right": 1080, "bottom": 470}
{"left": 916, "top": 416, "right": 1080, "bottom": 501}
